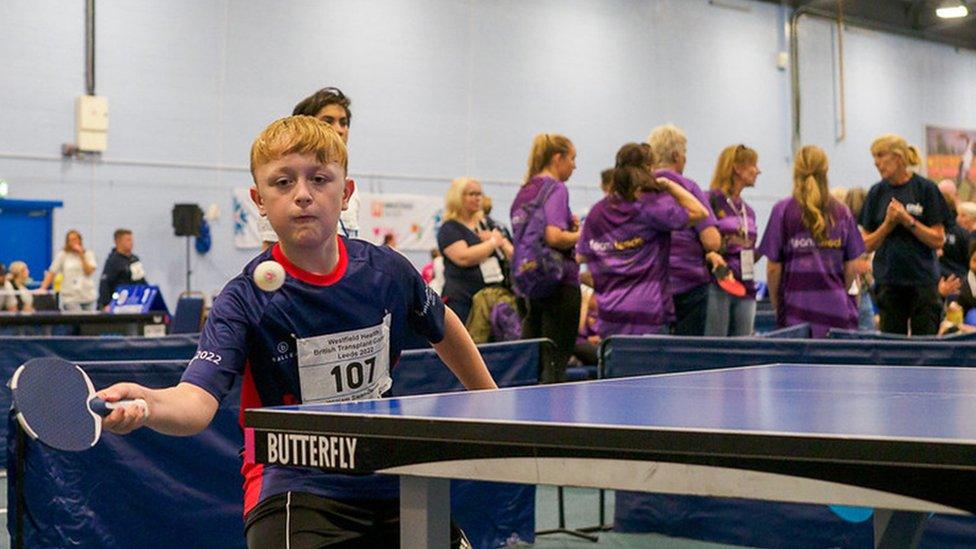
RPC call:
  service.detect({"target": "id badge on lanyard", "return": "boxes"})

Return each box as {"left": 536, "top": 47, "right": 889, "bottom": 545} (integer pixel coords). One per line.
{"left": 295, "top": 313, "right": 392, "bottom": 404}
{"left": 740, "top": 249, "right": 755, "bottom": 281}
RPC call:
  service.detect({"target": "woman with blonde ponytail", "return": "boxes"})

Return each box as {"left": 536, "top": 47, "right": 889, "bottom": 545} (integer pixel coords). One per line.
{"left": 757, "top": 146, "right": 865, "bottom": 337}
{"left": 859, "top": 133, "right": 951, "bottom": 335}
{"left": 510, "top": 133, "right": 580, "bottom": 382}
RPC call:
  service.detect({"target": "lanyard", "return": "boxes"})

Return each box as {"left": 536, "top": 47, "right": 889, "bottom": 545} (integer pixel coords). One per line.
{"left": 726, "top": 194, "right": 749, "bottom": 239}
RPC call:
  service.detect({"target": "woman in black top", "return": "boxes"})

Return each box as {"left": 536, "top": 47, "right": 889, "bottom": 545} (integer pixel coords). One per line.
{"left": 860, "top": 133, "right": 951, "bottom": 335}
{"left": 437, "top": 178, "right": 512, "bottom": 323}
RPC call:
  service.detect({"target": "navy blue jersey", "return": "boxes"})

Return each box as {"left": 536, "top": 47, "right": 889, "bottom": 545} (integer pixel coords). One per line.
{"left": 859, "top": 174, "right": 950, "bottom": 285}
{"left": 181, "top": 237, "right": 445, "bottom": 514}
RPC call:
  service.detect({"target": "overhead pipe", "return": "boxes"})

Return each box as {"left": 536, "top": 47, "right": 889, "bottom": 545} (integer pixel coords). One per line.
{"left": 789, "top": 2, "right": 974, "bottom": 154}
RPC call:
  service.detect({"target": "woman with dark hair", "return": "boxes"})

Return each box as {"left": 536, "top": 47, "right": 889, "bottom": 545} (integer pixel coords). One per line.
{"left": 705, "top": 144, "right": 761, "bottom": 336}
{"left": 577, "top": 143, "right": 707, "bottom": 337}
{"left": 39, "top": 229, "right": 97, "bottom": 311}
{"left": 757, "top": 146, "right": 865, "bottom": 337}
{"left": 510, "top": 133, "right": 580, "bottom": 383}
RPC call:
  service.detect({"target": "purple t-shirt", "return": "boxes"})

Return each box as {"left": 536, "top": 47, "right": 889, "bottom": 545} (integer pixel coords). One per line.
{"left": 655, "top": 169, "right": 718, "bottom": 295}
{"left": 577, "top": 191, "right": 689, "bottom": 337}
{"left": 510, "top": 175, "right": 580, "bottom": 287}
{"left": 757, "top": 198, "right": 866, "bottom": 338}
{"left": 710, "top": 189, "right": 758, "bottom": 297}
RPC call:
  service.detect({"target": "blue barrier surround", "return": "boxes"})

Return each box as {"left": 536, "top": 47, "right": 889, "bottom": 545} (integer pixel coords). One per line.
{"left": 6, "top": 336, "right": 550, "bottom": 549}
{"left": 598, "top": 334, "right": 976, "bottom": 548}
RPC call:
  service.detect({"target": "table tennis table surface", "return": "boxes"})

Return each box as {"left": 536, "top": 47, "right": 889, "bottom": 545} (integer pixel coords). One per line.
{"left": 245, "top": 363, "right": 976, "bottom": 514}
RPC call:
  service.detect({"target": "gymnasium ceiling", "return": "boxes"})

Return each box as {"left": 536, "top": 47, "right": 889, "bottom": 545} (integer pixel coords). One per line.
{"left": 756, "top": 0, "right": 976, "bottom": 50}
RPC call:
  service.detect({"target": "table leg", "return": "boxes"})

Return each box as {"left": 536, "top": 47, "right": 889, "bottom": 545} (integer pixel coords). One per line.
{"left": 874, "top": 509, "right": 928, "bottom": 549}
{"left": 400, "top": 476, "right": 451, "bottom": 548}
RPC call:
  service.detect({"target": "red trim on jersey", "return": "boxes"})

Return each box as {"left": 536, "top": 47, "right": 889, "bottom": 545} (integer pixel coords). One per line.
{"left": 240, "top": 360, "right": 265, "bottom": 516}
{"left": 271, "top": 238, "right": 348, "bottom": 286}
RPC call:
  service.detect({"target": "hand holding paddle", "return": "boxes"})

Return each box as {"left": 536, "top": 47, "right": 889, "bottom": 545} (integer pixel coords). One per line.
{"left": 10, "top": 357, "right": 149, "bottom": 451}
{"left": 712, "top": 264, "right": 747, "bottom": 298}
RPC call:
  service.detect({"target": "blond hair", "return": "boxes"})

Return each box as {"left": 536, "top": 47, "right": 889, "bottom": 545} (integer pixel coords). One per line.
{"left": 250, "top": 115, "right": 348, "bottom": 182}
{"left": 870, "top": 133, "right": 921, "bottom": 169}
{"left": 443, "top": 177, "right": 483, "bottom": 223}
{"left": 844, "top": 187, "right": 867, "bottom": 219}
{"left": 647, "top": 124, "right": 687, "bottom": 170}
{"left": 792, "top": 145, "right": 832, "bottom": 244}
{"left": 709, "top": 144, "right": 758, "bottom": 196}
{"left": 525, "top": 133, "right": 573, "bottom": 183}
{"left": 8, "top": 261, "right": 28, "bottom": 284}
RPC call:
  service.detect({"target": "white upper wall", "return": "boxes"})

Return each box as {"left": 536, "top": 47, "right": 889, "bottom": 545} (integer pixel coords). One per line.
{"left": 1, "top": 0, "right": 974, "bottom": 303}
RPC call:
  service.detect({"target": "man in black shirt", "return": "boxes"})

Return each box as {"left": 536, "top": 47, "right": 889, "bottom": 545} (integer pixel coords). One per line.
{"left": 98, "top": 228, "right": 148, "bottom": 310}
{"left": 860, "top": 134, "right": 950, "bottom": 335}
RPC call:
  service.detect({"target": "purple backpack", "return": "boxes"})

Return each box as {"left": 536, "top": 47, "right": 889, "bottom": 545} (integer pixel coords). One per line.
{"left": 489, "top": 301, "right": 522, "bottom": 342}
{"left": 510, "top": 179, "right": 566, "bottom": 299}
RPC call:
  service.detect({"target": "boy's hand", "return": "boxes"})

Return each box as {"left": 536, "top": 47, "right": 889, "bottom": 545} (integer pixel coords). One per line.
{"left": 97, "top": 383, "right": 151, "bottom": 434}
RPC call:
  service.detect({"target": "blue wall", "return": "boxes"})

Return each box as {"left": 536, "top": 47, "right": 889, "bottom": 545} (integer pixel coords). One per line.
{"left": 1, "top": 0, "right": 974, "bottom": 304}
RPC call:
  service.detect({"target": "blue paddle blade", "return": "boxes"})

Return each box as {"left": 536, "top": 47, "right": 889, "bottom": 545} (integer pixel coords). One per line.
{"left": 10, "top": 357, "right": 101, "bottom": 452}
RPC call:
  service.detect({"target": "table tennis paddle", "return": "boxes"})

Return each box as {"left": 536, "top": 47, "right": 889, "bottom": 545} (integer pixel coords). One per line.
{"left": 712, "top": 264, "right": 746, "bottom": 298}
{"left": 9, "top": 357, "right": 147, "bottom": 451}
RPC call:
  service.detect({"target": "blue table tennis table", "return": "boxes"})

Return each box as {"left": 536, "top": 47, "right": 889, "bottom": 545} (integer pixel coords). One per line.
{"left": 244, "top": 363, "right": 976, "bottom": 548}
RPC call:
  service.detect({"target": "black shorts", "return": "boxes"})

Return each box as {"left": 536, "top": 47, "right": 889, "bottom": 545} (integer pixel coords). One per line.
{"left": 244, "top": 492, "right": 465, "bottom": 548}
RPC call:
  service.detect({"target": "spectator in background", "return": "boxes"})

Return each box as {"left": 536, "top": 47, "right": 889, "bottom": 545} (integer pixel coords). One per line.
{"left": 40, "top": 229, "right": 97, "bottom": 311}
{"left": 511, "top": 133, "right": 581, "bottom": 383}
{"left": 758, "top": 146, "right": 864, "bottom": 338}
{"left": 4, "top": 261, "right": 34, "bottom": 313}
{"left": 98, "top": 228, "right": 149, "bottom": 310}
{"left": 705, "top": 144, "right": 761, "bottom": 336}
{"left": 860, "top": 133, "right": 950, "bottom": 336}
{"left": 292, "top": 86, "right": 359, "bottom": 238}
{"left": 438, "top": 177, "right": 509, "bottom": 323}
{"left": 599, "top": 168, "right": 614, "bottom": 195}
{"left": 647, "top": 124, "right": 721, "bottom": 336}
{"left": 844, "top": 187, "right": 877, "bottom": 331}
{"left": 382, "top": 233, "right": 397, "bottom": 249}
{"left": 939, "top": 191, "right": 970, "bottom": 280}
{"left": 577, "top": 143, "right": 706, "bottom": 337}
{"left": 958, "top": 201, "right": 976, "bottom": 234}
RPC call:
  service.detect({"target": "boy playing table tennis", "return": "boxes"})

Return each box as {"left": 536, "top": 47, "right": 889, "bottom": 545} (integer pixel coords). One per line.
{"left": 99, "top": 115, "right": 497, "bottom": 548}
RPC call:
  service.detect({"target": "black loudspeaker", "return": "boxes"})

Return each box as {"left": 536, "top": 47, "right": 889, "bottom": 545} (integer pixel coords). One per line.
{"left": 172, "top": 204, "right": 204, "bottom": 237}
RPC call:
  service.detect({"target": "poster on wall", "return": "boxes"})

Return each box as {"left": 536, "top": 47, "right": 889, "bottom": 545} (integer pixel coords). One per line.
{"left": 232, "top": 187, "right": 261, "bottom": 249}
{"left": 926, "top": 126, "right": 976, "bottom": 201}
{"left": 358, "top": 192, "right": 443, "bottom": 251}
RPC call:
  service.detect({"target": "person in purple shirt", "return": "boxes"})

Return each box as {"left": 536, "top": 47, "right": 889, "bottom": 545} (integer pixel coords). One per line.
{"left": 510, "top": 133, "right": 581, "bottom": 383}
{"left": 577, "top": 143, "right": 707, "bottom": 337}
{"left": 647, "top": 124, "right": 722, "bottom": 335}
{"left": 758, "top": 145, "right": 865, "bottom": 338}
{"left": 705, "top": 144, "right": 761, "bottom": 336}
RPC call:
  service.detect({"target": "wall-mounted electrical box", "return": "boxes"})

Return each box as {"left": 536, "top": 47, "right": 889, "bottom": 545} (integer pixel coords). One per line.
{"left": 76, "top": 95, "right": 108, "bottom": 152}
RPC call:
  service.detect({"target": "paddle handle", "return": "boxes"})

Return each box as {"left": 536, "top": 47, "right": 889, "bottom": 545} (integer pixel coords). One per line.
{"left": 90, "top": 397, "right": 149, "bottom": 418}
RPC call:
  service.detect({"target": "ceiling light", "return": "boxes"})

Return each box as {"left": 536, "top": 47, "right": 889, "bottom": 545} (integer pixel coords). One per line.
{"left": 936, "top": 3, "right": 969, "bottom": 18}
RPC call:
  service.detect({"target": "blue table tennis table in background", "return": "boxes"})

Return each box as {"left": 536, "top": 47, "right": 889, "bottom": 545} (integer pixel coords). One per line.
{"left": 245, "top": 364, "right": 976, "bottom": 548}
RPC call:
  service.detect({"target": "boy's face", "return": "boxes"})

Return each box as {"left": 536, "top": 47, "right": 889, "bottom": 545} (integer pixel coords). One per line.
{"left": 250, "top": 152, "right": 354, "bottom": 250}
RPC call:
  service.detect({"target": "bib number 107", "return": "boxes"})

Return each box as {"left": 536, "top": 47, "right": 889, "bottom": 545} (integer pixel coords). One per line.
{"left": 330, "top": 357, "right": 377, "bottom": 393}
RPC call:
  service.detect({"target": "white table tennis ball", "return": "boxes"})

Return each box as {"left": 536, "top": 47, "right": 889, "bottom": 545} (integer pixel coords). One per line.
{"left": 254, "top": 260, "right": 285, "bottom": 292}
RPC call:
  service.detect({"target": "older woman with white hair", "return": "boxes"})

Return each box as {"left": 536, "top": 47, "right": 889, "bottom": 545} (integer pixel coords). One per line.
{"left": 647, "top": 124, "right": 720, "bottom": 336}
{"left": 860, "top": 133, "right": 951, "bottom": 335}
